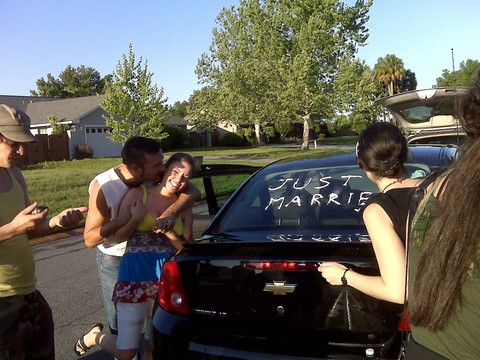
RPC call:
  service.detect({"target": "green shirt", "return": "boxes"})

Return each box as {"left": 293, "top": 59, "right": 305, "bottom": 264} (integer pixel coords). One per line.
{"left": 409, "top": 179, "right": 480, "bottom": 359}
{"left": 0, "top": 169, "right": 36, "bottom": 296}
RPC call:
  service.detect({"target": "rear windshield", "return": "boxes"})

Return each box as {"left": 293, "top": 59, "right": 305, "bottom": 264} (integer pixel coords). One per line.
{"left": 399, "top": 102, "right": 457, "bottom": 125}
{"left": 215, "top": 163, "right": 430, "bottom": 237}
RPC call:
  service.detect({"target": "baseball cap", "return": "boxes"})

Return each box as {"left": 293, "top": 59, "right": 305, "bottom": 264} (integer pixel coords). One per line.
{"left": 0, "top": 104, "right": 38, "bottom": 143}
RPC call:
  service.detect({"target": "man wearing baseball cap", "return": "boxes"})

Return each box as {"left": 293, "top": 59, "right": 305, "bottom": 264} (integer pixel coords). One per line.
{"left": 0, "top": 104, "right": 87, "bottom": 359}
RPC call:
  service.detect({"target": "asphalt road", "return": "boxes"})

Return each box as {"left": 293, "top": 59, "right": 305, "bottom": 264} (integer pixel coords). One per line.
{"left": 34, "top": 234, "right": 113, "bottom": 359}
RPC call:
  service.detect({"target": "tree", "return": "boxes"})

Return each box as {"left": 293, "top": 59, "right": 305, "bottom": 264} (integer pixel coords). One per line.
{"left": 276, "top": 0, "right": 372, "bottom": 149}
{"left": 436, "top": 59, "right": 480, "bottom": 87}
{"left": 374, "top": 54, "right": 406, "bottom": 96}
{"left": 195, "top": 0, "right": 372, "bottom": 149}
{"left": 31, "top": 65, "right": 107, "bottom": 98}
{"left": 99, "top": 44, "right": 168, "bottom": 143}
{"left": 195, "top": 0, "right": 287, "bottom": 146}
{"left": 48, "top": 114, "right": 70, "bottom": 135}
{"left": 167, "top": 101, "right": 188, "bottom": 118}
{"left": 399, "top": 69, "right": 417, "bottom": 92}
{"left": 333, "top": 59, "right": 382, "bottom": 133}
{"left": 187, "top": 87, "right": 228, "bottom": 131}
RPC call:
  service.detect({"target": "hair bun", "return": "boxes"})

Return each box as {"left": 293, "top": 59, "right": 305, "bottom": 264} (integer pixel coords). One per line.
{"left": 383, "top": 158, "right": 400, "bottom": 172}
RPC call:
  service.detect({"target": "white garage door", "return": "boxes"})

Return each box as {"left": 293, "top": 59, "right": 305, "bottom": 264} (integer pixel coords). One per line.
{"left": 85, "top": 127, "right": 123, "bottom": 158}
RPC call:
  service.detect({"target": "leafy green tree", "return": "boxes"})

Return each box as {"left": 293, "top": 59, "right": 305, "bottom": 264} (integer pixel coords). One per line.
{"left": 196, "top": 0, "right": 286, "bottom": 146}
{"left": 399, "top": 69, "right": 417, "bottom": 92}
{"left": 187, "top": 87, "right": 228, "bottom": 131}
{"left": 167, "top": 101, "right": 188, "bottom": 118}
{"left": 275, "top": 0, "right": 371, "bottom": 149}
{"left": 31, "top": 65, "right": 107, "bottom": 98}
{"left": 374, "top": 54, "right": 406, "bottom": 96}
{"left": 195, "top": 0, "right": 372, "bottom": 149}
{"left": 436, "top": 59, "right": 480, "bottom": 87}
{"left": 333, "top": 59, "right": 382, "bottom": 133}
{"left": 48, "top": 114, "right": 70, "bottom": 135}
{"left": 99, "top": 44, "right": 168, "bottom": 143}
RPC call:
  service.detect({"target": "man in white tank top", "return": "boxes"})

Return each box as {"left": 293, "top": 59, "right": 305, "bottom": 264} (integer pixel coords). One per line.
{"left": 84, "top": 136, "right": 200, "bottom": 341}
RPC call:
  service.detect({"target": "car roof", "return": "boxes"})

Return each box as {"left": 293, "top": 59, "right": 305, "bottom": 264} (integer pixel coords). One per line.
{"left": 264, "top": 145, "right": 457, "bottom": 173}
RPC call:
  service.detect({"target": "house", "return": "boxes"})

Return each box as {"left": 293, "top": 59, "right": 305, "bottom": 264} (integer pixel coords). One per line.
{"left": 0, "top": 95, "right": 194, "bottom": 160}
{"left": 0, "top": 95, "right": 122, "bottom": 159}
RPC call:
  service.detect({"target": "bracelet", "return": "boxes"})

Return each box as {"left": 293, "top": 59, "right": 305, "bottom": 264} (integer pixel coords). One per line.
{"left": 341, "top": 268, "right": 351, "bottom": 286}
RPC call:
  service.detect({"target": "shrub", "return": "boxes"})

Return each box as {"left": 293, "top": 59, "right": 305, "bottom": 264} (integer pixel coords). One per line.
{"left": 221, "top": 132, "right": 246, "bottom": 147}
{"left": 74, "top": 144, "right": 94, "bottom": 159}
{"left": 237, "top": 127, "right": 256, "bottom": 145}
{"left": 162, "top": 125, "right": 191, "bottom": 151}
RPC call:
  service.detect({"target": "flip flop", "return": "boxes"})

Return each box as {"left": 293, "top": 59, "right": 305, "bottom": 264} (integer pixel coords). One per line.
{"left": 74, "top": 323, "right": 103, "bottom": 356}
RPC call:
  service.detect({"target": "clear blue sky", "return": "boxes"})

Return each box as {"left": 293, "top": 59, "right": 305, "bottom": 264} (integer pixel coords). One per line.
{"left": 1, "top": 0, "right": 479, "bottom": 105}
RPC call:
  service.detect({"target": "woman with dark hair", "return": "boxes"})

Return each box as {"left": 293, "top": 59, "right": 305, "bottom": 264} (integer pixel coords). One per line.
{"left": 405, "top": 78, "right": 480, "bottom": 359}
{"left": 75, "top": 153, "right": 196, "bottom": 360}
{"left": 318, "top": 122, "right": 420, "bottom": 303}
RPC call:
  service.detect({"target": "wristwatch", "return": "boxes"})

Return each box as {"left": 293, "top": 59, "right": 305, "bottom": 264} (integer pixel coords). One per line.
{"left": 341, "top": 268, "right": 351, "bottom": 286}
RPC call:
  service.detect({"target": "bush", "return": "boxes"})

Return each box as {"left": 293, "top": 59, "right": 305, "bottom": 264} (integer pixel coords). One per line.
{"left": 74, "top": 144, "right": 94, "bottom": 159}
{"left": 221, "top": 132, "right": 246, "bottom": 147}
{"left": 162, "top": 125, "right": 191, "bottom": 151}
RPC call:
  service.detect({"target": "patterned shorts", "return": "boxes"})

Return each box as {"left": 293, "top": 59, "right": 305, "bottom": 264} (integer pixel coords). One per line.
{"left": 0, "top": 290, "right": 54, "bottom": 360}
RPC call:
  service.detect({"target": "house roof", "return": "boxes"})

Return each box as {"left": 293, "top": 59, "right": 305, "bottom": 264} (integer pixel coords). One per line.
{"left": 166, "top": 115, "right": 188, "bottom": 126}
{"left": 25, "top": 96, "right": 101, "bottom": 125}
{"left": 0, "top": 95, "right": 57, "bottom": 112}
{"left": 0, "top": 95, "right": 188, "bottom": 127}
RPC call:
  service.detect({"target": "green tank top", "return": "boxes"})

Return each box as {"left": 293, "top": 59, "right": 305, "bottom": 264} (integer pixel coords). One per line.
{"left": 0, "top": 169, "right": 36, "bottom": 296}
{"left": 409, "top": 177, "right": 480, "bottom": 359}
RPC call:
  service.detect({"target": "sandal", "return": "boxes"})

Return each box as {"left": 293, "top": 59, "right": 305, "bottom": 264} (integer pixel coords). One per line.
{"left": 74, "top": 323, "right": 103, "bottom": 356}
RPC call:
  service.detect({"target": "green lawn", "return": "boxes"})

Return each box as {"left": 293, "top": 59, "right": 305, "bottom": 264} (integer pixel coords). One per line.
{"left": 23, "top": 142, "right": 356, "bottom": 223}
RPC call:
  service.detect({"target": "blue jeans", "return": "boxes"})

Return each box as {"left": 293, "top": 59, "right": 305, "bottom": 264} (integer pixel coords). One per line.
{"left": 96, "top": 248, "right": 122, "bottom": 334}
{"left": 96, "top": 249, "right": 143, "bottom": 360}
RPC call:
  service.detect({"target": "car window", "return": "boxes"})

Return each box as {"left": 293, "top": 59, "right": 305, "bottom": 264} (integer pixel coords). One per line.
{"left": 216, "top": 163, "right": 431, "bottom": 237}
{"left": 398, "top": 103, "right": 457, "bottom": 125}
{"left": 408, "top": 135, "right": 466, "bottom": 146}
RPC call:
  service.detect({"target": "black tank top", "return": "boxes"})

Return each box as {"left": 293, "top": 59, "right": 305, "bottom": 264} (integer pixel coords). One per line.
{"left": 365, "top": 187, "right": 415, "bottom": 244}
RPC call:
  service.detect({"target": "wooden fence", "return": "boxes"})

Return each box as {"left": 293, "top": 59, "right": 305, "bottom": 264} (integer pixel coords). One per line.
{"left": 22, "top": 133, "right": 70, "bottom": 165}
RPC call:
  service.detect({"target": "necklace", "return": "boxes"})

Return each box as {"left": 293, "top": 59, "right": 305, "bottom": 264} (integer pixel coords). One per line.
{"left": 381, "top": 178, "right": 403, "bottom": 193}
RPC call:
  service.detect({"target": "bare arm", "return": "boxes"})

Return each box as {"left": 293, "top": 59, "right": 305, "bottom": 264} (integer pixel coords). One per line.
{"left": 0, "top": 203, "right": 40, "bottom": 243}
{"left": 318, "top": 203, "right": 406, "bottom": 304}
{"left": 155, "top": 182, "right": 200, "bottom": 231}
{"left": 27, "top": 206, "right": 87, "bottom": 238}
{"left": 83, "top": 181, "right": 132, "bottom": 248}
{"left": 104, "top": 188, "right": 146, "bottom": 247}
{"left": 0, "top": 169, "right": 86, "bottom": 242}
{"left": 162, "top": 208, "right": 194, "bottom": 251}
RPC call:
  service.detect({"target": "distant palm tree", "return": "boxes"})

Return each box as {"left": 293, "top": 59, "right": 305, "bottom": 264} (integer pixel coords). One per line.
{"left": 374, "top": 54, "right": 406, "bottom": 96}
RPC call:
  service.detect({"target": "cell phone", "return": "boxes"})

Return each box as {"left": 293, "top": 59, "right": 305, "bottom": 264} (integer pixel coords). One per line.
{"left": 32, "top": 205, "right": 49, "bottom": 214}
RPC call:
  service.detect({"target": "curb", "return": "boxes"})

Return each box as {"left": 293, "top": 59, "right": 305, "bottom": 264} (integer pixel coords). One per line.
{"left": 29, "top": 227, "right": 84, "bottom": 246}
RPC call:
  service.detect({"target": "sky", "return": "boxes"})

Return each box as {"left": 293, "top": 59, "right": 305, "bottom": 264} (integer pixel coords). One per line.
{"left": 1, "top": 0, "right": 479, "bottom": 105}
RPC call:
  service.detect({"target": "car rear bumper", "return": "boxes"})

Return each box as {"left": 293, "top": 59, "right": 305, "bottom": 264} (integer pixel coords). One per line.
{"left": 152, "top": 306, "right": 402, "bottom": 360}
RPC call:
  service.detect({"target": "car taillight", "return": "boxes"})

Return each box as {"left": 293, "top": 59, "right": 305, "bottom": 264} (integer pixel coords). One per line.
{"left": 397, "top": 310, "right": 411, "bottom": 332}
{"left": 243, "top": 261, "right": 318, "bottom": 271}
{"left": 159, "top": 261, "right": 190, "bottom": 316}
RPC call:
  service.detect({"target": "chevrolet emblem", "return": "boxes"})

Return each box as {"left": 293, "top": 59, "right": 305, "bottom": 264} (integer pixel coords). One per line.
{"left": 263, "top": 281, "right": 297, "bottom": 295}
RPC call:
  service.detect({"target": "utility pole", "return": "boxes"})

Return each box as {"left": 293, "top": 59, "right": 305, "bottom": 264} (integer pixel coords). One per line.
{"left": 451, "top": 48, "right": 456, "bottom": 86}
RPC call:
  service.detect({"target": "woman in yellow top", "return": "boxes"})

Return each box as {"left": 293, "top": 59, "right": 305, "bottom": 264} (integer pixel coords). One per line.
{"left": 75, "top": 153, "right": 195, "bottom": 360}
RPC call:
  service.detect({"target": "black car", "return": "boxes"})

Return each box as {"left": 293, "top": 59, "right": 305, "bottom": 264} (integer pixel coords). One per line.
{"left": 152, "top": 146, "right": 457, "bottom": 360}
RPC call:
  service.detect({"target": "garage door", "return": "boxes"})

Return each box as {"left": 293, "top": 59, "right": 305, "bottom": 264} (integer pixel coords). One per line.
{"left": 85, "top": 127, "right": 123, "bottom": 158}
